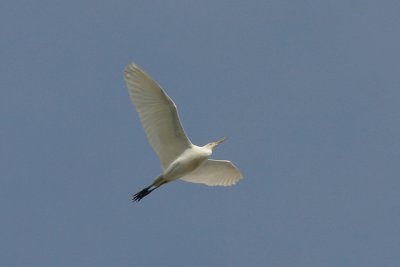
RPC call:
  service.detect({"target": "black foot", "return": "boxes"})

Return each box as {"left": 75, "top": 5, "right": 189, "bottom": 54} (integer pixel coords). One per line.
{"left": 132, "top": 187, "right": 152, "bottom": 202}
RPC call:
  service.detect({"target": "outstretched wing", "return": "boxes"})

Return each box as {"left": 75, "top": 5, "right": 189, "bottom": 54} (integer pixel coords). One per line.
{"left": 180, "top": 159, "right": 242, "bottom": 186}
{"left": 124, "top": 63, "right": 192, "bottom": 168}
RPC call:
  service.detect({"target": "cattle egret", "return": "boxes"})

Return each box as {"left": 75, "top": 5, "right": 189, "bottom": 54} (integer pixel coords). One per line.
{"left": 124, "top": 63, "right": 242, "bottom": 201}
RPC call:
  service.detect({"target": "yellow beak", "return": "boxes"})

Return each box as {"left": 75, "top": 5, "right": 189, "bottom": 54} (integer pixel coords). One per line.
{"left": 215, "top": 137, "right": 227, "bottom": 146}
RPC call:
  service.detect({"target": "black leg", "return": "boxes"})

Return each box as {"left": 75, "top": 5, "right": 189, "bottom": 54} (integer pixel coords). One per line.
{"left": 132, "top": 181, "right": 168, "bottom": 202}
{"left": 132, "top": 185, "right": 154, "bottom": 202}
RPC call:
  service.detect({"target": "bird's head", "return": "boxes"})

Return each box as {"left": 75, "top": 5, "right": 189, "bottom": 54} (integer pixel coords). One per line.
{"left": 205, "top": 137, "right": 226, "bottom": 150}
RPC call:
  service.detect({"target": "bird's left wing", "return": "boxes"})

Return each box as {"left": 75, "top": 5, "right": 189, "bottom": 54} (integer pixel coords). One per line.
{"left": 124, "top": 63, "right": 192, "bottom": 168}
{"left": 180, "top": 159, "right": 242, "bottom": 186}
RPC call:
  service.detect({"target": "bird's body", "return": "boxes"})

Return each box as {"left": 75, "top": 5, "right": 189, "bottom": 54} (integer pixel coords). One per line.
{"left": 163, "top": 145, "right": 212, "bottom": 182}
{"left": 124, "top": 63, "right": 242, "bottom": 201}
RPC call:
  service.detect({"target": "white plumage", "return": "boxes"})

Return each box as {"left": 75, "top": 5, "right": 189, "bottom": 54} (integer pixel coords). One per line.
{"left": 124, "top": 63, "right": 242, "bottom": 201}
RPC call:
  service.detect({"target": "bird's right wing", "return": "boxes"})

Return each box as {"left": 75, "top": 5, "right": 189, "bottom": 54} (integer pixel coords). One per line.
{"left": 124, "top": 63, "right": 192, "bottom": 168}
{"left": 180, "top": 159, "right": 242, "bottom": 186}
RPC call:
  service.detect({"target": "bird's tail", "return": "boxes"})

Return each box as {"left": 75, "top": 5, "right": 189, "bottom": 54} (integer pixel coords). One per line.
{"left": 132, "top": 176, "right": 167, "bottom": 202}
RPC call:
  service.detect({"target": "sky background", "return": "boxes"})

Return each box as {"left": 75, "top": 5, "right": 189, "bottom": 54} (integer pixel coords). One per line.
{"left": 1, "top": 0, "right": 400, "bottom": 266}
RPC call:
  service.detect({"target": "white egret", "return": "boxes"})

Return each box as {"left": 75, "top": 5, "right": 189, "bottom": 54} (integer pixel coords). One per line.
{"left": 124, "top": 63, "right": 242, "bottom": 201}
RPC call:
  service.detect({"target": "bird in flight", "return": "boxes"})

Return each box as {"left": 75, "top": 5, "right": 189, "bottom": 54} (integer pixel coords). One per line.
{"left": 124, "top": 63, "right": 242, "bottom": 201}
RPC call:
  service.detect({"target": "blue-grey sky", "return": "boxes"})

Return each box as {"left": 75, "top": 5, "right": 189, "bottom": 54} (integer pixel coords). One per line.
{"left": 2, "top": 1, "right": 400, "bottom": 266}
